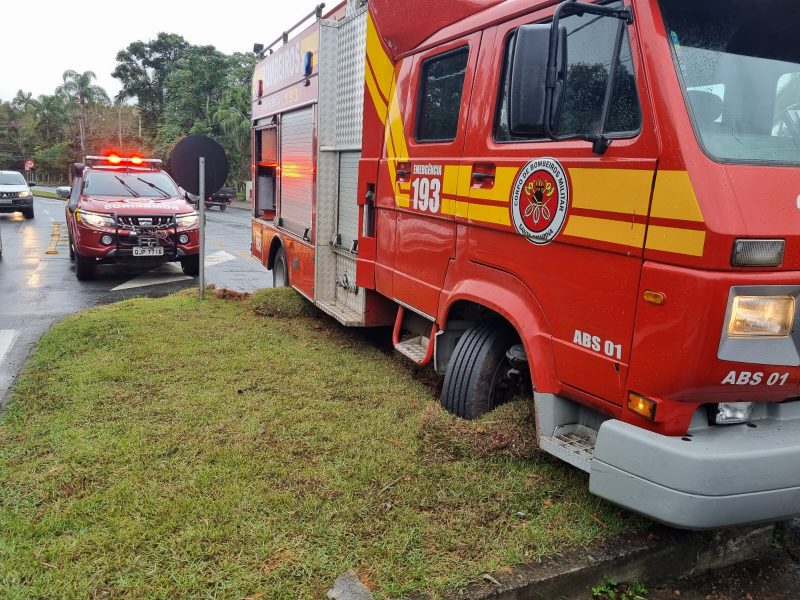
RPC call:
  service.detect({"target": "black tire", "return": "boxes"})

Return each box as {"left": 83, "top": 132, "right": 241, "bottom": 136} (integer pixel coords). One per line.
{"left": 22, "top": 205, "right": 34, "bottom": 219}
{"left": 205, "top": 202, "right": 213, "bottom": 210}
{"left": 219, "top": 203, "right": 227, "bottom": 212}
{"left": 181, "top": 254, "right": 200, "bottom": 276}
{"left": 272, "top": 246, "right": 288, "bottom": 288}
{"left": 441, "top": 320, "right": 520, "bottom": 420}
{"left": 75, "top": 252, "right": 97, "bottom": 281}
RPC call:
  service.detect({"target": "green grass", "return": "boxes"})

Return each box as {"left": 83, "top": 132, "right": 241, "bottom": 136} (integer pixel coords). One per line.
{"left": 0, "top": 289, "right": 643, "bottom": 599}
{"left": 32, "top": 189, "right": 59, "bottom": 199}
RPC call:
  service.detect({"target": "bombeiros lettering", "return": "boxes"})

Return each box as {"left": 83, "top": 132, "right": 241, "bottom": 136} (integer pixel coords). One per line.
{"left": 510, "top": 158, "right": 570, "bottom": 245}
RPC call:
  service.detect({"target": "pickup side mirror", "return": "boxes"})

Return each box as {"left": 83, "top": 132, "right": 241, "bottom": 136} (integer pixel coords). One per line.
{"left": 28, "top": 181, "right": 37, "bottom": 187}
{"left": 56, "top": 186, "right": 71, "bottom": 199}
{"left": 509, "top": 24, "right": 567, "bottom": 138}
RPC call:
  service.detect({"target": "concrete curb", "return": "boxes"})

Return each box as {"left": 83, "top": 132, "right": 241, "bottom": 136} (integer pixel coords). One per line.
{"left": 436, "top": 525, "right": 775, "bottom": 600}
{"left": 327, "top": 525, "right": 776, "bottom": 600}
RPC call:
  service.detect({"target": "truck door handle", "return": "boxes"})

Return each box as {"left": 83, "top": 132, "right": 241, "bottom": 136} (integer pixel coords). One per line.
{"left": 471, "top": 164, "right": 496, "bottom": 188}
{"left": 396, "top": 162, "right": 411, "bottom": 181}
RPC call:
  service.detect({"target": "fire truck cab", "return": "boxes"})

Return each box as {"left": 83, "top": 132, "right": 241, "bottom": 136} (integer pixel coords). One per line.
{"left": 251, "top": 0, "right": 800, "bottom": 529}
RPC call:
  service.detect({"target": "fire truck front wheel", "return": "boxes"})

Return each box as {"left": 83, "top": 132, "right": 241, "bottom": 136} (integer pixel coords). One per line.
{"left": 273, "top": 246, "right": 288, "bottom": 288}
{"left": 441, "top": 319, "right": 520, "bottom": 420}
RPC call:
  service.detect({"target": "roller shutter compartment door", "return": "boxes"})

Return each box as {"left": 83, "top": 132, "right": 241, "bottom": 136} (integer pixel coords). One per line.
{"left": 280, "top": 107, "right": 314, "bottom": 236}
{"left": 337, "top": 151, "right": 360, "bottom": 249}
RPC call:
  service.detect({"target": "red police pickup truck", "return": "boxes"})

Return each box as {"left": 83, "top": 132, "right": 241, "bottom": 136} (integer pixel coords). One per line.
{"left": 61, "top": 155, "right": 200, "bottom": 281}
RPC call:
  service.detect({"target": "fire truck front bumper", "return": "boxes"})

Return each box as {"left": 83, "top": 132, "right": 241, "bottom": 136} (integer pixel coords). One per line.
{"left": 589, "top": 400, "right": 800, "bottom": 530}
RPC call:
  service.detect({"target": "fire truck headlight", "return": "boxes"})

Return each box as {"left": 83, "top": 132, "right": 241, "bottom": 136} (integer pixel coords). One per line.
{"left": 176, "top": 212, "right": 199, "bottom": 228}
{"left": 76, "top": 210, "right": 115, "bottom": 229}
{"left": 715, "top": 402, "right": 754, "bottom": 425}
{"left": 727, "top": 296, "right": 795, "bottom": 337}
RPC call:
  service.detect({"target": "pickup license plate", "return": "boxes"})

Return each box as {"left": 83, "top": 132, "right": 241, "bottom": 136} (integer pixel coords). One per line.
{"left": 133, "top": 247, "right": 164, "bottom": 257}
{"left": 0, "top": 198, "right": 11, "bottom": 204}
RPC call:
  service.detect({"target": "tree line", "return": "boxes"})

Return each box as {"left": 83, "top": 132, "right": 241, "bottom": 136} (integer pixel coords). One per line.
{"left": 0, "top": 33, "right": 254, "bottom": 188}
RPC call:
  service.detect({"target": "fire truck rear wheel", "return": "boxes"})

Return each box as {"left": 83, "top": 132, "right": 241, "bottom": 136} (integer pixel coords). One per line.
{"left": 181, "top": 254, "right": 200, "bottom": 276}
{"left": 441, "top": 319, "right": 520, "bottom": 420}
{"left": 273, "top": 246, "right": 288, "bottom": 288}
{"left": 74, "top": 252, "right": 97, "bottom": 281}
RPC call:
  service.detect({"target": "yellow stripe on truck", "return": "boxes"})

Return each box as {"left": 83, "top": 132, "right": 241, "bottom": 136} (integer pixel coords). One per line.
{"left": 645, "top": 225, "right": 706, "bottom": 257}
{"left": 366, "top": 14, "right": 394, "bottom": 101}
{"left": 569, "top": 168, "right": 653, "bottom": 216}
{"left": 650, "top": 170, "right": 704, "bottom": 222}
{"left": 563, "top": 215, "right": 647, "bottom": 248}
{"left": 364, "top": 63, "right": 388, "bottom": 118}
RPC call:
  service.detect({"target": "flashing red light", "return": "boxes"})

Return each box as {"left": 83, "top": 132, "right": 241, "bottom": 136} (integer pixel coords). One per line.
{"left": 108, "top": 154, "right": 122, "bottom": 164}
{"left": 130, "top": 156, "right": 143, "bottom": 165}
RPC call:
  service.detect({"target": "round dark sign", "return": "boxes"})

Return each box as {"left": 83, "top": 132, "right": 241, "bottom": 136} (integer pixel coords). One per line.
{"left": 169, "top": 135, "right": 229, "bottom": 196}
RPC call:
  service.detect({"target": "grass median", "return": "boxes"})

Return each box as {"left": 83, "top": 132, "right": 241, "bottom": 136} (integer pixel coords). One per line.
{"left": 0, "top": 289, "right": 643, "bottom": 599}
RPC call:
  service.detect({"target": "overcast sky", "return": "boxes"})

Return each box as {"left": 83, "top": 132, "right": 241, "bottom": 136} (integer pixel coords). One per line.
{"left": 0, "top": 0, "right": 321, "bottom": 101}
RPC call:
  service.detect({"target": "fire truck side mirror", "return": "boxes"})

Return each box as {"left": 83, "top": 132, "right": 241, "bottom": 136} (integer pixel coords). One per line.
{"left": 509, "top": 24, "right": 567, "bottom": 138}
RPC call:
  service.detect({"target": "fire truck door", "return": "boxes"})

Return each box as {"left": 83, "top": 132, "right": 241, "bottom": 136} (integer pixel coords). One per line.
{"left": 389, "top": 32, "right": 482, "bottom": 319}
{"left": 462, "top": 12, "right": 658, "bottom": 405}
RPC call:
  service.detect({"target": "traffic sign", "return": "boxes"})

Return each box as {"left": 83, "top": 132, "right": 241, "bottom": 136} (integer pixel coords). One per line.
{"left": 24, "top": 160, "right": 34, "bottom": 170}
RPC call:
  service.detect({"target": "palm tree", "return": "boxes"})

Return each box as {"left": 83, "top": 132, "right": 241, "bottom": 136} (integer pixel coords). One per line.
{"left": 57, "top": 70, "right": 110, "bottom": 157}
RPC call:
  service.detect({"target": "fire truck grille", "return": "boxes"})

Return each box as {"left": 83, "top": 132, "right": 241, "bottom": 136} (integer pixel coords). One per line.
{"left": 117, "top": 215, "right": 175, "bottom": 229}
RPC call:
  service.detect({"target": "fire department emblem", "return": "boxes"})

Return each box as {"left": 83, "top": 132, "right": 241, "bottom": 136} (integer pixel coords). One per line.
{"left": 510, "top": 158, "right": 570, "bottom": 245}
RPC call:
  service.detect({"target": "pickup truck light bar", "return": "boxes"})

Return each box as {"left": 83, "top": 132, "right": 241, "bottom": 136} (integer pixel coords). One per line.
{"left": 85, "top": 155, "right": 163, "bottom": 167}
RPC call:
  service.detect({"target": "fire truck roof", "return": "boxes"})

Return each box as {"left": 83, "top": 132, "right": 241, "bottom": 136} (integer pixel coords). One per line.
{"left": 369, "top": 0, "right": 505, "bottom": 59}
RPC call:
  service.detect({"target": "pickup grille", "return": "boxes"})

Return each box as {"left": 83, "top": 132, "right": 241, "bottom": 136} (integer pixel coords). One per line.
{"left": 0, "top": 192, "right": 20, "bottom": 199}
{"left": 117, "top": 215, "right": 175, "bottom": 229}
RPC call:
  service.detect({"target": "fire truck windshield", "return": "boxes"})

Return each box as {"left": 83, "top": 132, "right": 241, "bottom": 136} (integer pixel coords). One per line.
{"left": 660, "top": 0, "right": 800, "bottom": 165}
{"left": 83, "top": 171, "right": 179, "bottom": 198}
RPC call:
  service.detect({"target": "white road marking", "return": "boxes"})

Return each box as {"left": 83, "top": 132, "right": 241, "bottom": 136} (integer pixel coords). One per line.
{"left": 205, "top": 250, "right": 237, "bottom": 267}
{"left": 111, "top": 263, "right": 192, "bottom": 291}
{"left": 0, "top": 330, "right": 19, "bottom": 364}
{"left": 27, "top": 260, "right": 48, "bottom": 287}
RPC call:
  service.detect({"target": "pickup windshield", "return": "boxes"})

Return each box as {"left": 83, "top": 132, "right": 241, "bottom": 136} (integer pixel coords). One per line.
{"left": 659, "top": 0, "right": 800, "bottom": 165}
{"left": 83, "top": 171, "right": 179, "bottom": 198}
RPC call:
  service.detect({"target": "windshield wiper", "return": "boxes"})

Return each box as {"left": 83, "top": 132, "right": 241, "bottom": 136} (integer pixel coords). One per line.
{"left": 136, "top": 177, "right": 171, "bottom": 198}
{"left": 114, "top": 175, "right": 140, "bottom": 197}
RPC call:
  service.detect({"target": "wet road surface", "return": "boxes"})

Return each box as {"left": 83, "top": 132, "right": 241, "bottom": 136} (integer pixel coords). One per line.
{"left": 0, "top": 196, "right": 270, "bottom": 406}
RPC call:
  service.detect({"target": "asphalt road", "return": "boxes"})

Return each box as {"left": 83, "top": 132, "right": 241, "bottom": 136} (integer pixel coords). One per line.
{"left": 0, "top": 196, "right": 269, "bottom": 407}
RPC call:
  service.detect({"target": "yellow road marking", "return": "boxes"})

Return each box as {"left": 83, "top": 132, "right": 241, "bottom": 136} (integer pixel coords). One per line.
{"left": 45, "top": 222, "right": 61, "bottom": 255}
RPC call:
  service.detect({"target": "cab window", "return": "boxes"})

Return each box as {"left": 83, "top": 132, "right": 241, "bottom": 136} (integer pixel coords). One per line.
{"left": 495, "top": 3, "right": 642, "bottom": 142}
{"left": 416, "top": 47, "right": 469, "bottom": 142}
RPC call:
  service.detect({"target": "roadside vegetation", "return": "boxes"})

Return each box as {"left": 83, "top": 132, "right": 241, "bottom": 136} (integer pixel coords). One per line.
{"left": 0, "top": 289, "right": 642, "bottom": 598}
{"left": 0, "top": 33, "right": 253, "bottom": 189}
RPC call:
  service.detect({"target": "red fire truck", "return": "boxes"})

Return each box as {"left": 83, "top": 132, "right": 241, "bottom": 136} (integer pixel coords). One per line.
{"left": 250, "top": 0, "right": 800, "bottom": 529}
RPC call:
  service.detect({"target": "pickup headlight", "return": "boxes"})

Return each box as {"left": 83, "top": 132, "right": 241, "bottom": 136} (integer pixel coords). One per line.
{"left": 18, "top": 190, "right": 31, "bottom": 198}
{"left": 176, "top": 212, "right": 199, "bottom": 228}
{"left": 76, "top": 210, "right": 115, "bottom": 229}
{"left": 728, "top": 295, "right": 795, "bottom": 337}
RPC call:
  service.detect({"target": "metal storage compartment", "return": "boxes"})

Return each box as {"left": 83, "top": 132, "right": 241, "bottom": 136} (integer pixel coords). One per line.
{"left": 280, "top": 107, "right": 315, "bottom": 236}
